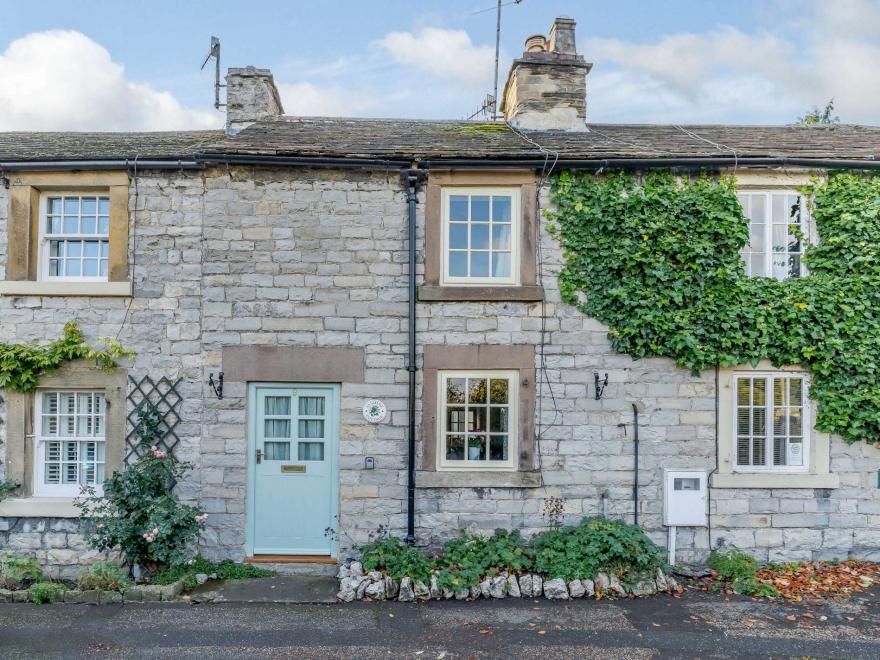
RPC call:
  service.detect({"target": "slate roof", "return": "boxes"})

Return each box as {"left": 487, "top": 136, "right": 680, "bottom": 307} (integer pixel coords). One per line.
{"left": 1, "top": 118, "right": 879, "bottom": 164}
{"left": 0, "top": 130, "right": 223, "bottom": 162}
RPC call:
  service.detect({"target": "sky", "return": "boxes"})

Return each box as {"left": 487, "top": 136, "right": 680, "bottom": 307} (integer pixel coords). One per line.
{"left": 0, "top": 0, "right": 878, "bottom": 131}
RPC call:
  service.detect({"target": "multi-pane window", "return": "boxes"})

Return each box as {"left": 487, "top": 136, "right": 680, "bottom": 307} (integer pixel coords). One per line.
{"left": 734, "top": 374, "right": 808, "bottom": 470}
{"left": 262, "top": 393, "right": 327, "bottom": 462}
{"left": 439, "top": 371, "right": 517, "bottom": 469}
{"left": 41, "top": 194, "right": 110, "bottom": 280}
{"left": 442, "top": 188, "right": 519, "bottom": 285}
{"left": 35, "top": 391, "right": 106, "bottom": 496}
{"left": 737, "top": 191, "right": 807, "bottom": 280}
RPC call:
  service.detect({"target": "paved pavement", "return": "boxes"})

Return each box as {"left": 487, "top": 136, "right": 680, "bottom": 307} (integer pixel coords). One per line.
{"left": 1, "top": 588, "right": 879, "bottom": 658}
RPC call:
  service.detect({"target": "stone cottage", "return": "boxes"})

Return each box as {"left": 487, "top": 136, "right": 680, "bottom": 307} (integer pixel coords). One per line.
{"left": 1, "top": 16, "right": 879, "bottom": 577}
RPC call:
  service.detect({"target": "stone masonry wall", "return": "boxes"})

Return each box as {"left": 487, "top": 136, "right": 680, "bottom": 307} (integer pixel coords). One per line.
{"left": 1, "top": 167, "right": 878, "bottom": 568}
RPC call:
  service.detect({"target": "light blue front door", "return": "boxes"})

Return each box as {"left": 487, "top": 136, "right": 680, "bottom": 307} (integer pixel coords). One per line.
{"left": 247, "top": 384, "right": 339, "bottom": 556}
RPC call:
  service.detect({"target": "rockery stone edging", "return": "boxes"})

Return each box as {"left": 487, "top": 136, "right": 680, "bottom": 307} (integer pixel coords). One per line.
{"left": 336, "top": 561, "right": 678, "bottom": 602}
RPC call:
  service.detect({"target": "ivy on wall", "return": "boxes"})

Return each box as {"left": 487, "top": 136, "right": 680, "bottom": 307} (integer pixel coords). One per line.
{"left": 0, "top": 321, "right": 133, "bottom": 393}
{"left": 549, "top": 170, "right": 880, "bottom": 445}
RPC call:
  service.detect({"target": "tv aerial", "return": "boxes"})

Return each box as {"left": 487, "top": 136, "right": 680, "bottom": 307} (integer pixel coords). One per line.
{"left": 200, "top": 36, "right": 225, "bottom": 109}
{"left": 468, "top": 0, "right": 524, "bottom": 120}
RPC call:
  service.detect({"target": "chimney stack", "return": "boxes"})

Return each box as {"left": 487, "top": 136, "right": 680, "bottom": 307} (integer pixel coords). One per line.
{"left": 225, "top": 66, "right": 284, "bottom": 135}
{"left": 500, "top": 16, "right": 592, "bottom": 132}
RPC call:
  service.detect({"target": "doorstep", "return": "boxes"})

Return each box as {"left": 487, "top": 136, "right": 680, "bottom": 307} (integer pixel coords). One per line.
{"left": 189, "top": 576, "right": 338, "bottom": 604}
{"left": 245, "top": 554, "right": 337, "bottom": 564}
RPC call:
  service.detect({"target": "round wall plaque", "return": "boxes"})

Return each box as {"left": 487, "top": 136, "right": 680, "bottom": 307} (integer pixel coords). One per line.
{"left": 362, "top": 399, "right": 387, "bottom": 423}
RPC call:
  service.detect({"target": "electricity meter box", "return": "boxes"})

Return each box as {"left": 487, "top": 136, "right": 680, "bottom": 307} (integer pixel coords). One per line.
{"left": 663, "top": 470, "right": 707, "bottom": 527}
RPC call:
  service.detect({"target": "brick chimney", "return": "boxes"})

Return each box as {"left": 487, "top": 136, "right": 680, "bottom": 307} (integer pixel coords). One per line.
{"left": 500, "top": 17, "right": 592, "bottom": 132}
{"left": 225, "top": 66, "right": 284, "bottom": 135}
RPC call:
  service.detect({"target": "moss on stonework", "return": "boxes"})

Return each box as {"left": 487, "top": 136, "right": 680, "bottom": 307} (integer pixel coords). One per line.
{"left": 455, "top": 123, "right": 510, "bottom": 134}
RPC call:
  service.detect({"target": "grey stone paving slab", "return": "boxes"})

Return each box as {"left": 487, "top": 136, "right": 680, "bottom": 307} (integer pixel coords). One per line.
{"left": 190, "top": 576, "right": 338, "bottom": 604}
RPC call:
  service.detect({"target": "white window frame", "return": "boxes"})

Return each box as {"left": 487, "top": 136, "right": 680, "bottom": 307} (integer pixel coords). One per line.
{"left": 34, "top": 389, "right": 107, "bottom": 497}
{"left": 38, "top": 192, "right": 111, "bottom": 283}
{"left": 731, "top": 371, "right": 810, "bottom": 474}
{"left": 437, "top": 369, "right": 518, "bottom": 471}
{"left": 737, "top": 189, "right": 811, "bottom": 280}
{"left": 440, "top": 187, "right": 520, "bottom": 286}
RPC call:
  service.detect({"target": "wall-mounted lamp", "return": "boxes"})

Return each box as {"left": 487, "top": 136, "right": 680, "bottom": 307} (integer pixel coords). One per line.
{"left": 208, "top": 372, "right": 224, "bottom": 400}
{"left": 594, "top": 372, "right": 608, "bottom": 400}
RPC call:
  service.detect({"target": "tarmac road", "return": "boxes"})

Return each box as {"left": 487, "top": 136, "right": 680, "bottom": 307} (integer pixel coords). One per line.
{"left": 1, "top": 587, "right": 879, "bottom": 659}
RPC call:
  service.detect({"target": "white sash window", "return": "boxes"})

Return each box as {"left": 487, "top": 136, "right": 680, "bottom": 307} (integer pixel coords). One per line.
{"left": 40, "top": 194, "right": 111, "bottom": 281}
{"left": 737, "top": 191, "right": 807, "bottom": 280}
{"left": 35, "top": 391, "right": 106, "bottom": 497}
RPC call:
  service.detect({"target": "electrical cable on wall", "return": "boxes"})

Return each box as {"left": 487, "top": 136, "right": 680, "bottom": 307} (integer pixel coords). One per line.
{"left": 115, "top": 155, "right": 139, "bottom": 341}
{"left": 505, "top": 122, "right": 563, "bottom": 473}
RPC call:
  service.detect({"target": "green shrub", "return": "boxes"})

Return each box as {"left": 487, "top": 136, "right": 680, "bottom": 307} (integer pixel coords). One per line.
{"left": 29, "top": 582, "right": 65, "bottom": 604}
{"left": 77, "top": 562, "right": 129, "bottom": 592}
{"left": 531, "top": 517, "right": 665, "bottom": 581}
{"left": 0, "top": 553, "right": 44, "bottom": 589}
{"left": 359, "top": 535, "right": 434, "bottom": 584}
{"left": 75, "top": 404, "right": 207, "bottom": 574}
{"left": 734, "top": 577, "right": 780, "bottom": 599}
{"left": 436, "top": 529, "right": 533, "bottom": 591}
{"left": 708, "top": 549, "right": 758, "bottom": 582}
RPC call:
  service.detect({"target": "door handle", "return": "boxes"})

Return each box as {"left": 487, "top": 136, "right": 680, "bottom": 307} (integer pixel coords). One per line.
{"left": 255, "top": 448, "right": 262, "bottom": 464}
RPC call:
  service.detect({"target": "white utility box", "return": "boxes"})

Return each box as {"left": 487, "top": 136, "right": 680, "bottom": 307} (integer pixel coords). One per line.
{"left": 663, "top": 470, "right": 707, "bottom": 527}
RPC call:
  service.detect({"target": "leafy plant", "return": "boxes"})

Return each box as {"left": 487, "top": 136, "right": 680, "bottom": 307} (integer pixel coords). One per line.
{"left": 0, "top": 553, "right": 44, "bottom": 589}
{"left": 798, "top": 99, "right": 839, "bottom": 126}
{"left": 550, "top": 170, "right": 880, "bottom": 446}
{"left": 75, "top": 404, "right": 207, "bottom": 575}
{"left": 708, "top": 549, "right": 758, "bottom": 582}
{"left": 0, "top": 477, "right": 18, "bottom": 503}
{"left": 531, "top": 517, "right": 665, "bottom": 581}
{"left": 0, "top": 321, "right": 133, "bottom": 392}
{"left": 153, "top": 555, "right": 275, "bottom": 589}
{"left": 436, "top": 529, "right": 533, "bottom": 591}
{"left": 77, "top": 561, "right": 129, "bottom": 592}
{"left": 28, "top": 582, "right": 65, "bottom": 604}
{"left": 359, "top": 535, "right": 434, "bottom": 584}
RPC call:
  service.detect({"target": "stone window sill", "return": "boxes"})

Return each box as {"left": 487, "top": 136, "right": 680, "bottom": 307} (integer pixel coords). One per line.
{"left": 416, "top": 470, "right": 542, "bottom": 488}
{"left": 418, "top": 285, "right": 544, "bottom": 302}
{"left": 710, "top": 472, "right": 840, "bottom": 489}
{"left": 0, "top": 281, "right": 132, "bottom": 297}
{"left": 0, "top": 497, "right": 80, "bottom": 518}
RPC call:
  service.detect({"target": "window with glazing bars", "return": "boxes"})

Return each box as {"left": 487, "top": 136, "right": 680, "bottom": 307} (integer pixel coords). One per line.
{"left": 737, "top": 191, "right": 807, "bottom": 280}
{"left": 36, "top": 391, "right": 106, "bottom": 496}
{"left": 442, "top": 188, "right": 519, "bottom": 285}
{"left": 439, "top": 371, "right": 517, "bottom": 469}
{"left": 41, "top": 194, "right": 110, "bottom": 280}
{"left": 734, "top": 374, "right": 808, "bottom": 470}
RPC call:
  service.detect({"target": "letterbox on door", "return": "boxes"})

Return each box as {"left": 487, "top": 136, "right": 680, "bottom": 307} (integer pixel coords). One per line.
{"left": 663, "top": 470, "right": 707, "bottom": 527}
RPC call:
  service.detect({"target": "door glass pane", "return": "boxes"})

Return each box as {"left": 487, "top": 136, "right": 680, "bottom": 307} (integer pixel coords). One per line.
{"left": 299, "top": 396, "right": 325, "bottom": 416}
{"left": 265, "top": 396, "right": 291, "bottom": 416}
{"left": 264, "top": 419, "right": 291, "bottom": 438}
{"left": 264, "top": 441, "right": 291, "bottom": 461}
{"left": 298, "top": 419, "right": 325, "bottom": 438}
{"left": 298, "top": 442, "right": 325, "bottom": 461}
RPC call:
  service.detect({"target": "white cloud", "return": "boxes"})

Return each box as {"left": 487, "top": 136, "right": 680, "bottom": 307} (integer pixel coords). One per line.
{"left": 373, "top": 27, "right": 497, "bottom": 86}
{"left": 582, "top": 1, "right": 880, "bottom": 125}
{"left": 0, "top": 30, "right": 219, "bottom": 131}
{"left": 276, "top": 81, "right": 381, "bottom": 117}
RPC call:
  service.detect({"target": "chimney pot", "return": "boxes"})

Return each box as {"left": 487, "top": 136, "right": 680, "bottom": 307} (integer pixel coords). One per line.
{"left": 225, "top": 66, "right": 284, "bottom": 135}
{"left": 524, "top": 34, "right": 547, "bottom": 53}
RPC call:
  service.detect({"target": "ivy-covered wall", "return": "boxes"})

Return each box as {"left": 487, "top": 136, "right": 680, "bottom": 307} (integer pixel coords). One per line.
{"left": 550, "top": 171, "right": 880, "bottom": 447}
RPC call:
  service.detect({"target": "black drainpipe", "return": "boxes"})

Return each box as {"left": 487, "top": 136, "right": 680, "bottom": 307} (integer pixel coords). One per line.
{"left": 632, "top": 402, "right": 640, "bottom": 527}
{"left": 403, "top": 170, "right": 423, "bottom": 545}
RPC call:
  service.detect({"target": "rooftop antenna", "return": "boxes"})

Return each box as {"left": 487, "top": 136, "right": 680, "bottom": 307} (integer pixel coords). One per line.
{"left": 471, "top": 0, "right": 523, "bottom": 120}
{"left": 200, "top": 36, "right": 225, "bottom": 109}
